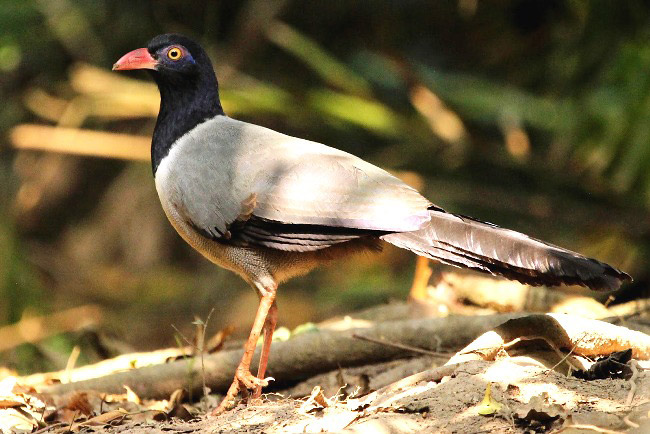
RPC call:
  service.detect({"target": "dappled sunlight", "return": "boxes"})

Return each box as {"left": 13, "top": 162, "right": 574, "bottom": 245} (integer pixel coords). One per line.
{"left": 480, "top": 358, "right": 546, "bottom": 383}
{"left": 365, "top": 381, "right": 438, "bottom": 411}
{"left": 0, "top": 2, "right": 649, "bottom": 432}
{"left": 344, "top": 414, "right": 425, "bottom": 434}
{"left": 410, "top": 85, "right": 467, "bottom": 145}
{"left": 478, "top": 358, "right": 635, "bottom": 413}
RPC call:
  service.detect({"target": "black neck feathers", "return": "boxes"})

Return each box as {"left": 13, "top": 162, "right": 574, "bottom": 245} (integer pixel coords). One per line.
{"left": 147, "top": 35, "right": 225, "bottom": 174}
{"left": 151, "top": 71, "right": 224, "bottom": 174}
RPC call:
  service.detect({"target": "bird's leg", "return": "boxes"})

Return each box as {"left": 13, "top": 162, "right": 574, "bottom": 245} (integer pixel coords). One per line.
{"left": 212, "top": 283, "right": 277, "bottom": 415}
{"left": 252, "top": 301, "right": 278, "bottom": 400}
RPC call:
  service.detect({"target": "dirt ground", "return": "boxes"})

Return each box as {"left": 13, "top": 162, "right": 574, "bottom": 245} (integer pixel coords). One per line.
{"left": 3, "top": 298, "right": 650, "bottom": 433}
{"left": 17, "top": 357, "right": 645, "bottom": 434}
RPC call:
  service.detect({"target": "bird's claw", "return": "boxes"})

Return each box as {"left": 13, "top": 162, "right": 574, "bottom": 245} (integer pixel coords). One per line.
{"left": 212, "top": 370, "right": 274, "bottom": 415}
{"left": 235, "top": 368, "right": 269, "bottom": 389}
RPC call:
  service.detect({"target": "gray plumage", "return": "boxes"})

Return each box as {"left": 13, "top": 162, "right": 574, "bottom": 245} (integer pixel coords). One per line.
{"left": 115, "top": 33, "right": 630, "bottom": 412}
{"left": 156, "top": 115, "right": 629, "bottom": 293}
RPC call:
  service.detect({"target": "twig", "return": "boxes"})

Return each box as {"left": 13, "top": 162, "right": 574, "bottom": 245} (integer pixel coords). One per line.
{"left": 623, "top": 412, "right": 639, "bottom": 429}
{"left": 65, "top": 410, "right": 79, "bottom": 434}
{"left": 171, "top": 325, "right": 197, "bottom": 402}
{"left": 32, "top": 422, "right": 65, "bottom": 434}
{"left": 197, "top": 308, "right": 215, "bottom": 411}
{"left": 502, "top": 334, "right": 573, "bottom": 365}
{"left": 352, "top": 333, "right": 448, "bottom": 356}
{"left": 556, "top": 424, "right": 624, "bottom": 434}
{"left": 173, "top": 308, "right": 217, "bottom": 411}
{"left": 42, "top": 313, "right": 604, "bottom": 399}
{"left": 546, "top": 333, "right": 587, "bottom": 374}
{"left": 625, "top": 360, "right": 639, "bottom": 406}
{"left": 64, "top": 346, "right": 81, "bottom": 384}
{"left": 349, "top": 362, "right": 462, "bottom": 410}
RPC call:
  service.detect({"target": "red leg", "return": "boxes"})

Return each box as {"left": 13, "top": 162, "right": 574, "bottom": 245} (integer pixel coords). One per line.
{"left": 212, "top": 284, "right": 277, "bottom": 415}
{"left": 252, "top": 301, "right": 277, "bottom": 399}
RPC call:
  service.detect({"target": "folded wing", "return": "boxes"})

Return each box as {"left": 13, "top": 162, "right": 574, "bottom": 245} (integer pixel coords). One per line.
{"left": 164, "top": 116, "right": 433, "bottom": 251}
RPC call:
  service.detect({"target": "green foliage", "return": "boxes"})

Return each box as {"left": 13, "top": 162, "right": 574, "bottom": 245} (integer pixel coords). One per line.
{"left": 0, "top": 164, "right": 43, "bottom": 325}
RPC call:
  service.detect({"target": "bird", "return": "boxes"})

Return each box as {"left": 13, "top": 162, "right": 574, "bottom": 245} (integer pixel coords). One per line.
{"left": 113, "top": 34, "right": 631, "bottom": 413}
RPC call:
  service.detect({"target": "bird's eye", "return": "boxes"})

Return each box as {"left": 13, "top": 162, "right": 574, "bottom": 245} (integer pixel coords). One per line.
{"left": 167, "top": 47, "right": 183, "bottom": 61}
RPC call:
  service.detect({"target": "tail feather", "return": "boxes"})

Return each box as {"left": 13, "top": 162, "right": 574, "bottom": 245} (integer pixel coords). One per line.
{"left": 381, "top": 211, "right": 631, "bottom": 291}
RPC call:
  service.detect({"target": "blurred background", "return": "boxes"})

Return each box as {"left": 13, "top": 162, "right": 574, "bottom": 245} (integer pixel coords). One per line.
{"left": 0, "top": 0, "right": 648, "bottom": 374}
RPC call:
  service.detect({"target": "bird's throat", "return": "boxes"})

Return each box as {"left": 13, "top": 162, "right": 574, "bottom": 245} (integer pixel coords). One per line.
{"left": 151, "top": 74, "right": 224, "bottom": 175}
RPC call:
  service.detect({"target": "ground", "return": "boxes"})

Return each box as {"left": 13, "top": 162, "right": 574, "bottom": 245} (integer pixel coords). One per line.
{"left": 5, "top": 356, "right": 646, "bottom": 433}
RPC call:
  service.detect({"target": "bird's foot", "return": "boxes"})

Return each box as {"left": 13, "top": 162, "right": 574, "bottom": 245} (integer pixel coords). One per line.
{"left": 211, "top": 368, "right": 274, "bottom": 415}
{"left": 251, "top": 375, "right": 275, "bottom": 400}
{"left": 235, "top": 367, "right": 269, "bottom": 389}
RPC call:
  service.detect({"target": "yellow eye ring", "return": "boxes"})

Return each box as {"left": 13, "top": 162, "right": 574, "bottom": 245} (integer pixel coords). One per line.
{"left": 167, "top": 47, "right": 182, "bottom": 60}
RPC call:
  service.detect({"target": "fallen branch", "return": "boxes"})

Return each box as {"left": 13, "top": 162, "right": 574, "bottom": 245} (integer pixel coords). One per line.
{"left": 21, "top": 347, "right": 191, "bottom": 387}
{"left": 32, "top": 313, "right": 525, "bottom": 399}
{"left": 446, "top": 313, "right": 650, "bottom": 366}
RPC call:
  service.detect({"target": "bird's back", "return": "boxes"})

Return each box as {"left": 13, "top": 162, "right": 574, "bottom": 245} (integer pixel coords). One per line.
{"left": 157, "top": 115, "right": 434, "bottom": 237}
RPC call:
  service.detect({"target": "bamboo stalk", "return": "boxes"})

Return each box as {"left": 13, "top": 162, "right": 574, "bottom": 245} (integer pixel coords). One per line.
{"left": 10, "top": 124, "right": 150, "bottom": 161}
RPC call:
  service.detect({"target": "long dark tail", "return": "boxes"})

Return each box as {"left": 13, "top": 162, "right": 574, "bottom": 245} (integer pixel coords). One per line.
{"left": 381, "top": 210, "right": 631, "bottom": 291}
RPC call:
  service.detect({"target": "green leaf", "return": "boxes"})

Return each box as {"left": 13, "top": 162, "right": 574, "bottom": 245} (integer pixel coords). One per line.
{"left": 266, "top": 21, "right": 371, "bottom": 97}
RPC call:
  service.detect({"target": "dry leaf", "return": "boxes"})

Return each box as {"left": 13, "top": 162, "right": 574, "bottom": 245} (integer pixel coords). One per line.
{"left": 65, "top": 391, "right": 93, "bottom": 416}
{"left": 162, "top": 388, "right": 194, "bottom": 421}
{"left": 76, "top": 408, "right": 128, "bottom": 429}
{"left": 166, "top": 388, "right": 186, "bottom": 412}
{"left": 566, "top": 412, "right": 622, "bottom": 430}
{"left": 299, "top": 386, "right": 331, "bottom": 413}
{"left": 0, "top": 399, "right": 25, "bottom": 409}
{"left": 515, "top": 393, "right": 564, "bottom": 431}
{"left": 124, "top": 385, "right": 142, "bottom": 404}
{"left": 206, "top": 325, "right": 235, "bottom": 354}
{"left": 168, "top": 403, "right": 194, "bottom": 421}
{"left": 0, "top": 408, "right": 39, "bottom": 433}
{"left": 0, "top": 376, "right": 18, "bottom": 396}
{"left": 129, "top": 409, "right": 167, "bottom": 424}
{"left": 572, "top": 349, "right": 633, "bottom": 381}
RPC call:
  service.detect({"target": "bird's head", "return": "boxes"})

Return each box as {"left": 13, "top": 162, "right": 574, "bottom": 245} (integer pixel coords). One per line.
{"left": 113, "top": 33, "right": 223, "bottom": 115}
{"left": 113, "top": 34, "right": 224, "bottom": 173}
{"left": 113, "top": 34, "right": 212, "bottom": 84}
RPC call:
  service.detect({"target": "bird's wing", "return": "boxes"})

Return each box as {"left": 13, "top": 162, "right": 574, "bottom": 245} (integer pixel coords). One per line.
{"left": 158, "top": 116, "right": 434, "bottom": 251}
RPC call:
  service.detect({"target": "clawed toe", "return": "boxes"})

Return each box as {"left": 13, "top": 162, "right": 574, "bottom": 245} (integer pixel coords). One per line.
{"left": 236, "top": 369, "right": 269, "bottom": 389}
{"left": 211, "top": 370, "right": 275, "bottom": 415}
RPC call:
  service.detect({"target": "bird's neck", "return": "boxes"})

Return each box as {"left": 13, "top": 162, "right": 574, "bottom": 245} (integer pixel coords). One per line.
{"left": 151, "top": 73, "right": 225, "bottom": 175}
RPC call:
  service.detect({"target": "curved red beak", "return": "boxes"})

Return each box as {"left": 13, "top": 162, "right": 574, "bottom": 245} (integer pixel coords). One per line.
{"left": 112, "top": 48, "right": 157, "bottom": 71}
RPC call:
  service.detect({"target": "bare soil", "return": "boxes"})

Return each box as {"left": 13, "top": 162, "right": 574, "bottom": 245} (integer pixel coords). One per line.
{"left": 74, "top": 358, "right": 650, "bottom": 433}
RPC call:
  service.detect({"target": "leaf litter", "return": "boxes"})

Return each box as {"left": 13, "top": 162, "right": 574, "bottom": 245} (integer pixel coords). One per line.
{"left": 0, "top": 355, "right": 648, "bottom": 433}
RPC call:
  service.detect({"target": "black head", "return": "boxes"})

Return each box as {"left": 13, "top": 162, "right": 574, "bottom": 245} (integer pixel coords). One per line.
{"left": 145, "top": 34, "right": 208, "bottom": 84}
{"left": 114, "top": 34, "right": 225, "bottom": 174}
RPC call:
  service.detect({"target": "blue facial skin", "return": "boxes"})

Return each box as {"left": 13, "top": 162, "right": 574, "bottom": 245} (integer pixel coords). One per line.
{"left": 154, "top": 46, "right": 197, "bottom": 73}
